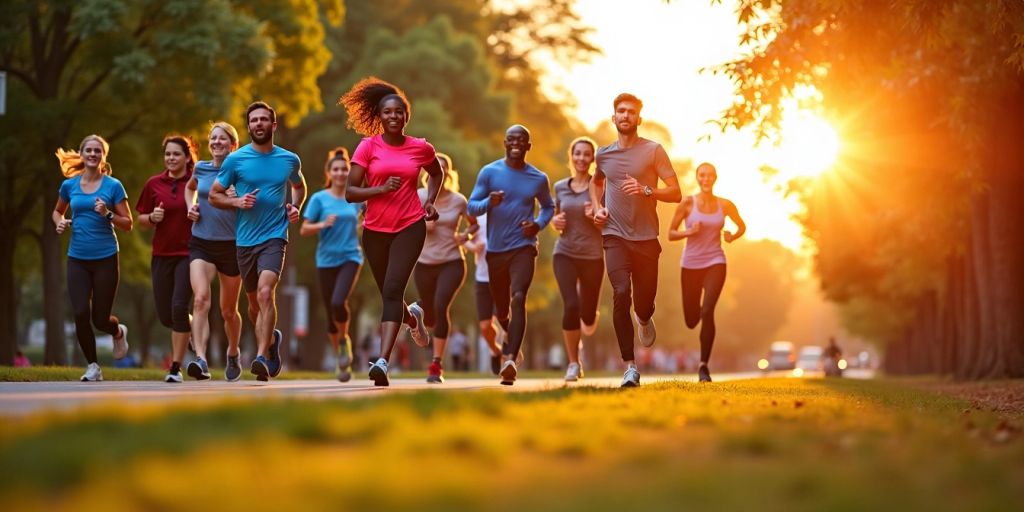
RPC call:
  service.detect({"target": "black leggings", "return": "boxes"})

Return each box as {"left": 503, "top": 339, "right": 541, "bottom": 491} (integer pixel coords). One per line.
{"left": 67, "top": 255, "right": 121, "bottom": 364}
{"left": 152, "top": 255, "right": 192, "bottom": 333}
{"left": 604, "top": 236, "right": 660, "bottom": 362}
{"left": 682, "top": 264, "right": 727, "bottom": 364}
{"left": 552, "top": 253, "right": 604, "bottom": 331}
{"left": 362, "top": 219, "right": 425, "bottom": 323}
{"left": 318, "top": 261, "right": 361, "bottom": 333}
{"left": 413, "top": 259, "right": 466, "bottom": 338}
{"left": 486, "top": 245, "right": 537, "bottom": 358}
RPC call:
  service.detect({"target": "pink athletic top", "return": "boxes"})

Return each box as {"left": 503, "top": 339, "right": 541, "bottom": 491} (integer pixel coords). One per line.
{"left": 352, "top": 135, "right": 437, "bottom": 233}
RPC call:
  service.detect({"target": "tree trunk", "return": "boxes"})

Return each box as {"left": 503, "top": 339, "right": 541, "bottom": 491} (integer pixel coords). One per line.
{"left": 41, "top": 204, "right": 68, "bottom": 365}
{"left": 0, "top": 233, "right": 17, "bottom": 365}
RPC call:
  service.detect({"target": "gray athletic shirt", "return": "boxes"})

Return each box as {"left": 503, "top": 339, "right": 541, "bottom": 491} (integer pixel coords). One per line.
{"left": 418, "top": 188, "right": 468, "bottom": 264}
{"left": 595, "top": 138, "right": 676, "bottom": 241}
{"left": 553, "top": 177, "right": 603, "bottom": 260}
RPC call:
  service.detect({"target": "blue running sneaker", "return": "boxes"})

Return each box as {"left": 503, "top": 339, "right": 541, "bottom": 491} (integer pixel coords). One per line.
{"left": 251, "top": 355, "right": 270, "bottom": 382}
{"left": 225, "top": 353, "right": 242, "bottom": 382}
{"left": 268, "top": 329, "right": 283, "bottom": 378}
{"left": 187, "top": 358, "right": 211, "bottom": 380}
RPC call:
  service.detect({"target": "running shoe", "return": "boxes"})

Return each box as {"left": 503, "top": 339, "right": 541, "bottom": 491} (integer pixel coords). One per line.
{"left": 620, "top": 366, "right": 641, "bottom": 388}
{"left": 187, "top": 358, "right": 211, "bottom": 380}
{"left": 225, "top": 353, "right": 242, "bottom": 382}
{"left": 407, "top": 303, "right": 429, "bottom": 347}
{"left": 581, "top": 311, "right": 599, "bottom": 337}
{"left": 337, "top": 337, "right": 353, "bottom": 383}
{"left": 369, "top": 358, "right": 390, "bottom": 387}
{"left": 499, "top": 360, "right": 517, "bottom": 386}
{"left": 80, "top": 362, "right": 103, "bottom": 382}
{"left": 268, "top": 329, "right": 283, "bottom": 378}
{"left": 564, "top": 362, "right": 583, "bottom": 382}
{"left": 632, "top": 311, "right": 657, "bottom": 348}
{"left": 165, "top": 367, "right": 184, "bottom": 383}
{"left": 251, "top": 355, "right": 270, "bottom": 382}
{"left": 112, "top": 324, "right": 129, "bottom": 359}
{"left": 698, "top": 364, "right": 712, "bottom": 383}
{"left": 426, "top": 361, "right": 445, "bottom": 383}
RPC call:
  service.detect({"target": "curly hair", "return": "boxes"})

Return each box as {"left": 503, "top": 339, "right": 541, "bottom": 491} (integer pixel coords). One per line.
{"left": 323, "top": 146, "right": 350, "bottom": 188}
{"left": 162, "top": 134, "right": 199, "bottom": 173}
{"left": 338, "top": 77, "right": 411, "bottom": 136}
{"left": 55, "top": 134, "right": 113, "bottom": 177}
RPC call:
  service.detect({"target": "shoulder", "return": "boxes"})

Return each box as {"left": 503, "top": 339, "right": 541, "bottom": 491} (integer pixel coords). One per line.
{"left": 309, "top": 189, "right": 328, "bottom": 201}
{"left": 453, "top": 192, "right": 468, "bottom": 205}
{"left": 720, "top": 197, "right": 737, "bottom": 212}
{"left": 480, "top": 159, "right": 503, "bottom": 174}
{"left": 554, "top": 177, "right": 570, "bottom": 190}
{"left": 273, "top": 145, "right": 300, "bottom": 162}
{"left": 104, "top": 175, "right": 127, "bottom": 190}
{"left": 596, "top": 142, "right": 617, "bottom": 156}
{"left": 195, "top": 160, "right": 215, "bottom": 172}
{"left": 409, "top": 136, "right": 434, "bottom": 150}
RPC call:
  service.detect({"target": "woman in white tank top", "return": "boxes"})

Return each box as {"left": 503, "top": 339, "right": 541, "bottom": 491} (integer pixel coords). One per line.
{"left": 668, "top": 162, "right": 746, "bottom": 382}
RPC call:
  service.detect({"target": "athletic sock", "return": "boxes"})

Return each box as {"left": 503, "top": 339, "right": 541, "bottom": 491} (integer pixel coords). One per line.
{"left": 432, "top": 357, "right": 442, "bottom": 365}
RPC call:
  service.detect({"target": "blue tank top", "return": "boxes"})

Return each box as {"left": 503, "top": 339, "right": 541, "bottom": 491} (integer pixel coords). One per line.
{"left": 192, "top": 161, "right": 238, "bottom": 241}
{"left": 681, "top": 194, "right": 726, "bottom": 269}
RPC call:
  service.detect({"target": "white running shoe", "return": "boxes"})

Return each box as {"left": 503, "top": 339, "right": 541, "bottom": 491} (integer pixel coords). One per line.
{"left": 407, "top": 303, "right": 429, "bottom": 348}
{"left": 499, "top": 360, "right": 517, "bottom": 386}
{"left": 80, "top": 362, "right": 103, "bottom": 382}
{"left": 632, "top": 311, "right": 656, "bottom": 348}
{"left": 620, "top": 365, "right": 641, "bottom": 388}
{"left": 581, "top": 311, "right": 599, "bottom": 337}
{"left": 369, "top": 358, "right": 390, "bottom": 387}
{"left": 564, "top": 362, "right": 583, "bottom": 382}
{"left": 112, "top": 324, "right": 129, "bottom": 359}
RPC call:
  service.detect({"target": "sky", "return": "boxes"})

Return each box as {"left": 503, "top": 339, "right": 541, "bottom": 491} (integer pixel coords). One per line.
{"left": 537, "top": 0, "right": 821, "bottom": 252}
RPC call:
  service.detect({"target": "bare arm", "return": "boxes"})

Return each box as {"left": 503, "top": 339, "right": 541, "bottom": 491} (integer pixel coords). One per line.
{"left": 589, "top": 169, "right": 609, "bottom": 227}
{"left": 655, "top": 174, "right": 682, "bottom": 203}
{"left": 345, "top": 163, "right": 398, "bottom": 203}
{"left": 209, "top": 181, "right": 243, "bottom": 209}
{"left": 110, "top": 199, "right": 133, "bottom": 232}
{"left": 184, "top": 177, "right": 198, "bottom": 210}
{"left": 723, "top": 199, "right": 746, "bottom": 243}
{"left": 52, "top": 198, "right": 71, "bottom": 233}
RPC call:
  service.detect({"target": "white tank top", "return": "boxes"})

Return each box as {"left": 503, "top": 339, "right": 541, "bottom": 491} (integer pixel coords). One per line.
{"left": 681, "top": 194, "right": 727, "bottom": 269}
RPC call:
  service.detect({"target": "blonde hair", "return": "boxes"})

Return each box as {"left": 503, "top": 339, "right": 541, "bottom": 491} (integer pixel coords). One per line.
{"left": 55, "top": 134, "right": 112, "bottom": 178}
{"left": 209, "top": 121, "right": 240, "bottom": 147}
{"left": 567, "top": 136, "right": 597, "bottom": 174}
{"left": 425, "top": 153, "right": 459, "bottom": 193}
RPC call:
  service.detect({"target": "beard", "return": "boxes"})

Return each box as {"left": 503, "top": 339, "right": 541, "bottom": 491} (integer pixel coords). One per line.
{"left": 249, "top": 128, "right": 273, "bottom": 145}
{"left": 615, "top": 123, "right": 637, "bottom": 136}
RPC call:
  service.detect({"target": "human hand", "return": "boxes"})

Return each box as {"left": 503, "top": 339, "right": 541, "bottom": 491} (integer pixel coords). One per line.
{"left": 150, "top": 202, "right": 165, "bottom": 223}
{"left": 593, "top": 207, "right": 609, "bottom": 227}
{"left": 551, "top": 212, "right": 567, "bottom": 231}
{"left": 379, "top": 176, "right": 401, "bottom": 194}
{"left": 286, "top": 203, "right": 300, "bottom": 224}
{"left": 238, "top": 189, "right": 259, "bottom": 209}
{"left": 723, "top": 230, "right": 736, "bottom": 243}
{"left": 424, "top": 202, "right": 439, "bottom": 222}
{"left": 488, "top": 190, "right": 505, "bottom": 208}
{"left": 56, "top": 218, "right": 72, "bottom": 234}
{"left": 619, "top": 175, "right": 644, "bottom": 196}
{"left": 323, "top": 214, "right": 337, "bottom": 228}
{"left": 520, "top": 220, "right": 539, "bottom": 237}
{"left": 187, "top": 203, "right": 200, "bottom": 222}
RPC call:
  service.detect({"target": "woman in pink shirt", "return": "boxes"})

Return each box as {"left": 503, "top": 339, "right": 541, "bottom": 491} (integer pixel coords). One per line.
{"left": 340, "top": 77, "right": 445, "bottom": 386}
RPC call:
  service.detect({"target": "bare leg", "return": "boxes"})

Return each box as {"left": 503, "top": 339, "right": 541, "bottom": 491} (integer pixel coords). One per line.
{"left": 219, "top": 274, "right": 243, "bottom": 357}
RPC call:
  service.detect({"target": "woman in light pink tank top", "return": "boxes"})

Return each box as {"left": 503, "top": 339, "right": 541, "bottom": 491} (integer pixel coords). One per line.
{"left": 668, "top": 162, "right": 746, "bottom": 382}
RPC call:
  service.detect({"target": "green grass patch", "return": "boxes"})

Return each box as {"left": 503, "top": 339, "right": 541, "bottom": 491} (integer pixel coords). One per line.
{"left": 2, "top": 378, "right": 1022, "bottom": 510}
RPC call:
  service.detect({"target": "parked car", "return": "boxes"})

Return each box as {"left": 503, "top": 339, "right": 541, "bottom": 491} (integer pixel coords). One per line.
{"left": 767, "top": 341, "right": 796, "bottom": 371}
{"left": 796, "top": 345, "right": 824, "bottom": 372}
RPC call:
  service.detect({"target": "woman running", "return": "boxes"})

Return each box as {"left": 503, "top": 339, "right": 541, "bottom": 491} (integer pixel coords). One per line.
{"left": 339, "top": 77, "right": 445, "bottom": 386}
{"left": 668, "top": 162, "right": 746, "bottom": 382}
{"left": 550, "top": 137, "right": 605, "bottom": 382}
{"left": 137, "top": 134, "right": 198, "bottom": 383}
{"left": 301, "top": 147, "right": 364, "bottom": 382}
{"left": 184, "top": 122, "right": 244, "bottom": 381}
{"left": 462, "top": 213, "right": 503, "bottom": 375}
{"left": 414, "top": 153, "right": 478, "bottom": 383}
{"left": 53, "top": 135, "right": 132, "bottom": 381}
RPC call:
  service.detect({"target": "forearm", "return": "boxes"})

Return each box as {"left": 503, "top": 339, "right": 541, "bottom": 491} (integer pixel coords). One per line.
{"left": 345, "top": 185, "right": 383, "bottom": 203}
{"left": 653, "top": 183, "right": 682, "bottom": 203}
{"left": 51, "top": 210, "right": 65, "bottom": 228}
{"left": 111, "top": 212, "right": 133, "bottom": 232}
{"left": 589, "top": 179, "right": 605, "bottom": 208}
{"left": 138, "top": 213, "right": 156, "bottom": 229}
{"left": 290, "top": 184, "right": 307, "bottom": 209}
{"left": 299, "top": 222, "right": 322, "bottom": 237}
{"left": 208, "top": 190, "right": 237, "bottom": 210}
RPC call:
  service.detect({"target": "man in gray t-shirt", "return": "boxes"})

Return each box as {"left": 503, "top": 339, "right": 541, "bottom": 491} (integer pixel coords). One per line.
{"left": 590, "top": 93, "right": 681, "bottom": 388}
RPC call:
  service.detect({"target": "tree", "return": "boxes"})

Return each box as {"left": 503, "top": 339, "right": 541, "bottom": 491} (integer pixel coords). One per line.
{"left": 0, "top": 0, "right": 342, "bottom": 364}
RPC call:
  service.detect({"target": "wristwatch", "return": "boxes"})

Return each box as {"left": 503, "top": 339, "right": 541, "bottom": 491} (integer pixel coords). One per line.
{"left": 642, "top": 185, "right": 654, "bottom": 197}
{"left": 105, "top": 210, "right": 115, "bottom": 221}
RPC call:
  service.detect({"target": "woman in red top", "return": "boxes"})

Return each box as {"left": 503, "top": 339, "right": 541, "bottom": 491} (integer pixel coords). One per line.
{"left": 340, "top": 77, "right": 445, "bottom": 386}
{"left": 137, "top": 134, "right": 198, "bottom": 383}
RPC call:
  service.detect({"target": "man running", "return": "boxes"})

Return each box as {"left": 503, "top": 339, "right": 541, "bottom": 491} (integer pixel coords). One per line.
{"left": 468, "top": 125, "right": 554, "bottom": 385}
{"left": 590, "top": 93, "right": 681, "bottom": 387}
{"left": 210, "top": 101, "right": 306, "bottom": 381}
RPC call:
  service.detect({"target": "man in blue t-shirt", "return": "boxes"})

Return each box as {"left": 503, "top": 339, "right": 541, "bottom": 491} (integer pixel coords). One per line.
{"left": 210, "top": 101, "right": 306, "bottom": 381}
{"left": 467, "top": 124, "right": 554, "bottom": 385}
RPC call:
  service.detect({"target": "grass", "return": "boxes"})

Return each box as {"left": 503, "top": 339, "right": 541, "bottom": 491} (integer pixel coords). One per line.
{"left": 1, "top": 378, "right": 1022, "bottom": 511}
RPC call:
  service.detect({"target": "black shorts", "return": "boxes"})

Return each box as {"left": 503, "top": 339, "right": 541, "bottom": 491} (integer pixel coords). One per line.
{"left": 237, "top": 238, "right": 287, "bottom": 293}
{"left": 475, "top": 280, "right": 495, "bottom": 322}
{"left": 189, "top": 236, "right": 240, "bottom": 277}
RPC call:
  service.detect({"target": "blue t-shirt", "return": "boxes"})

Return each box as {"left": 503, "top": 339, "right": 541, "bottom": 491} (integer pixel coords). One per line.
{"left": 216, "top": 144, "right": 302, "bottom": 247}
{"left": 58, "top": 175, "right": 128, "bottom": 260}
{"left": 192, "top": 160, "right": 237, "bottom": 242}
{"left": 303, "top": 189, "right": 364, "bottom": 268}
{"left": 467, "top": 159, "right": 554, "bottom": 253}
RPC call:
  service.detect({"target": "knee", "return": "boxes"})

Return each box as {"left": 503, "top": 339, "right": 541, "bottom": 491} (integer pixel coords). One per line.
{"left": 193, "top": 292, "right": 212, "bottom": 315}
{"left": 701, "top": 307, "right": 715, "bottom": 323}
{"left": 612, "top": 288, "right": 631, "bottom": 306}
{"left": 685, "top": 316, "right": 700, "bottom": 329}
{"left": 221, "top": 307, "right": 239, "bottom": 325}
{"left": 381, "top": 282, "right": 405, "bottom": 302}
{"left": 256, "top": 286, "right": 274, "bottom": 308}
{"left": 510, "top": 290, "right": 526, "bottom": 308}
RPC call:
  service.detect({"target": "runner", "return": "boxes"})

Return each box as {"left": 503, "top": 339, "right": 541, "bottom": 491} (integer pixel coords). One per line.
{"left": 184, "top": 122, "right": 244, "bottom": 381}
{"left": 414, "top": 153, "right": 478, "bottom": 383}
{"left": 300, "top": 147, "right": 364, "bottom": 382}
{"left": 462, "top": 212, "right": 503, "bottom": 375}
{"left": 209, "top": 101, "right": 306, "bottom": 382}
{"left": 339, "top": 77, "right": 445, "bottom": 387}
{"left": 137, "top": 135, "right": 198, "bottom": 383}
{"left": 551, "top": 136, "right": 605, "bottom": 382}
{"left": 467, "top": 125, "right": 555, "bottom": 385}
{"left": 52, "top": 135, "right": 132, "bottom": 382}
{"left": 667, "top": 162, "right": 745, "bottom": 382}
{"left": 590, "top": 93, "right": 682, "bottom": 387}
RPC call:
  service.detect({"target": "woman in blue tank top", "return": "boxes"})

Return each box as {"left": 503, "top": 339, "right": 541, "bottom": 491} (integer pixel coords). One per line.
{"left": 52, "top": 135, "right": 133, "bottom": 382}
{"left": 668, "top": 162, "right": 746, "bottom": 382}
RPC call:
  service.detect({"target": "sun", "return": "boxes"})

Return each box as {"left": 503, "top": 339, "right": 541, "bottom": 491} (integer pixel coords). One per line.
{"left": 772, "top": 112, "right": 841, "bottom": 178}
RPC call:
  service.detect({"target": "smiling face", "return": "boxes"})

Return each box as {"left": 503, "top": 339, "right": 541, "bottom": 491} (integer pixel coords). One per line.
{"left": 208, "top": 126, "right": 237, "bottom": 160}
{"left": 696, "top": 163, "right": 718, "bottom": 192}
{"left": 379, "top": 97, "right": 408, "bottom": 136}
{"left": 80, "top": 139, "right": 107, "bottom": 171}
{"left": 504, "top": 126, "right": 532, "bottom": 160}
{"left": 571, "top": 141, "right": 595, "bottom": 175}
{"left": 164, "top": 141, "right": 187, "bottom": 173}
{"left": 327, "top": 158, "right": 349, "bottom": 188}
{"left": 247, "top": 107, "right": 276, "bottom": 145}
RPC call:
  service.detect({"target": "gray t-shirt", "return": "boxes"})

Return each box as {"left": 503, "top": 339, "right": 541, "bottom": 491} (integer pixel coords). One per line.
{"left": 418, "top": 188, "right": 468, "bottom": 265}
{"left": 595, "top": 138, "right": 676, "bottom": 241}
{"left": 553, "top": 177, "right": 603, "bottom": 260}
{"left": 192, "top": 160, "right": 237, "bottom": 241}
